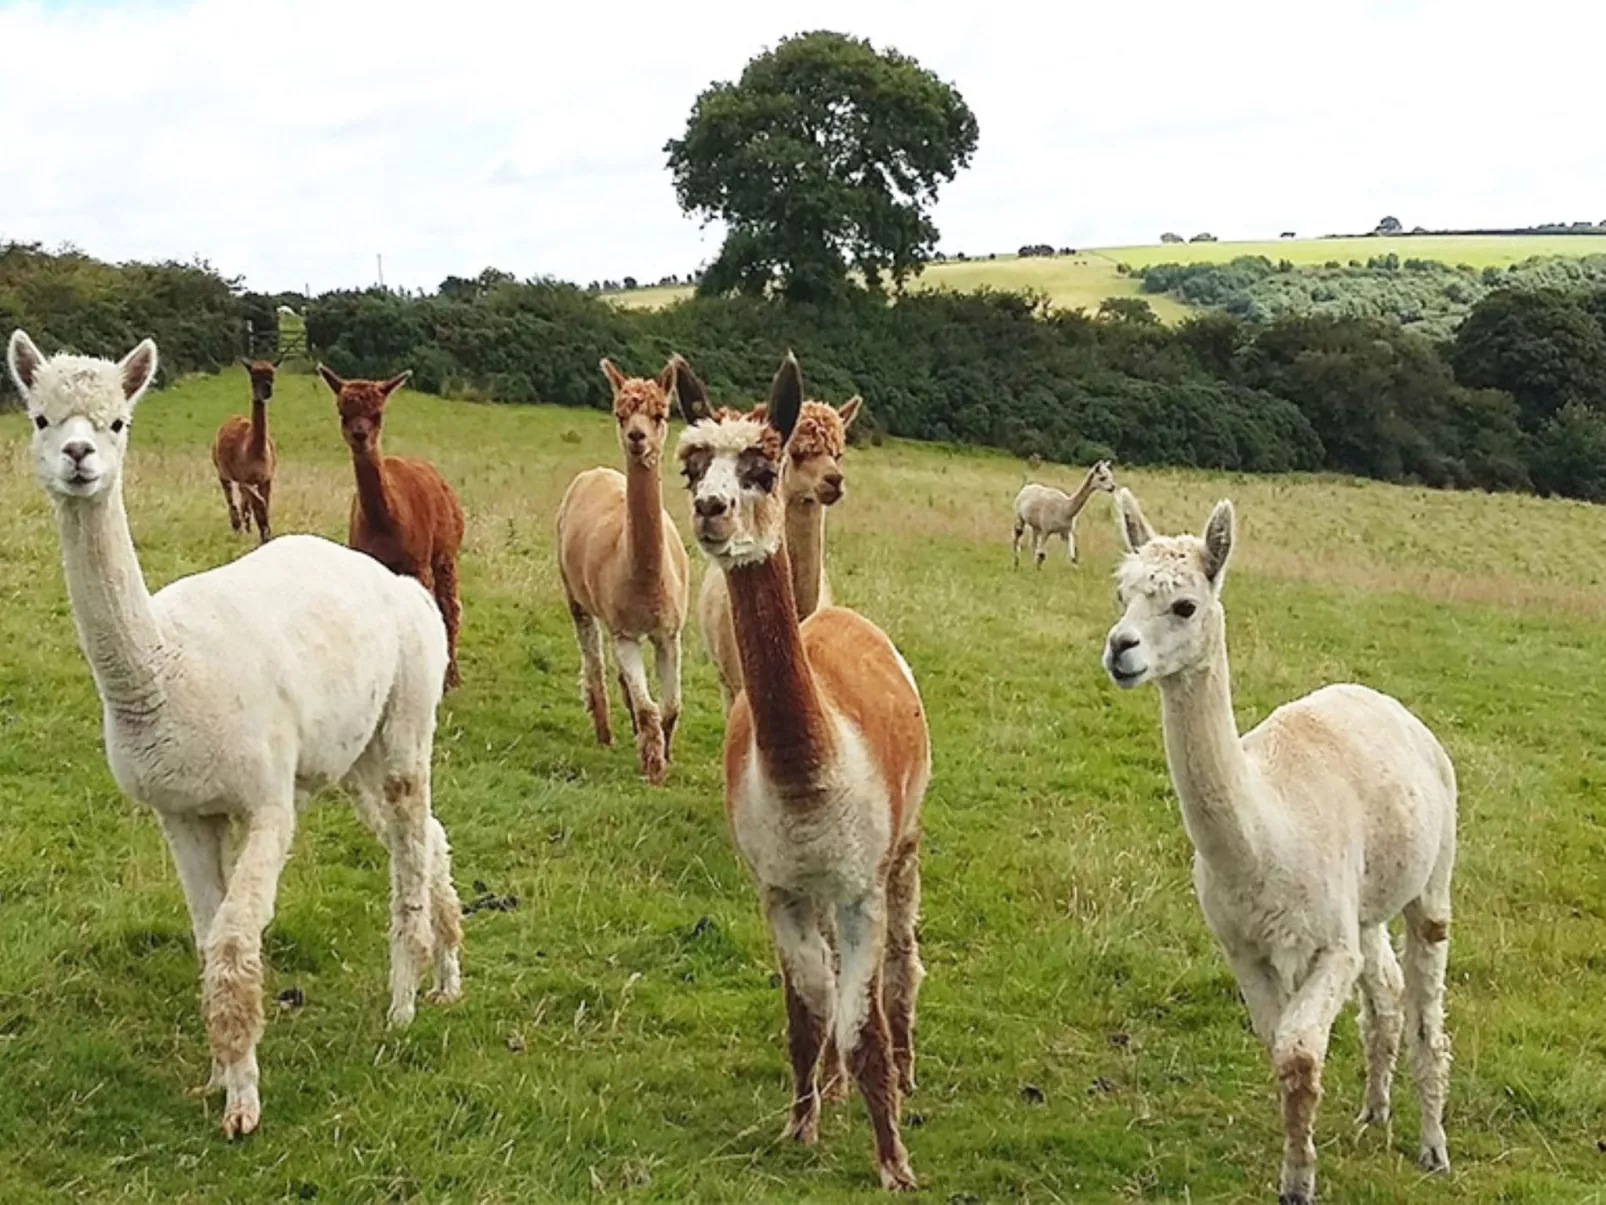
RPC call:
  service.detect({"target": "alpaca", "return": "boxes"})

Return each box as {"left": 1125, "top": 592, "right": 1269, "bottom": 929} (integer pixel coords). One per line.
{"left": 1101, "top": 487, "right": 1455, "bottom": 1204}
{"left": 677, "top": 353, "right": 930, "bottom": 1191}
{"left": 555, "top": 357, "right": 691, "bottom": 785}
{"left": 679, "top": 355, "right": 862, "bottom": 713}
{"left": 211, "top": 357, "right": 281, "bottom": 541}
{"left": 318, "top": 366, "right": 466, "bottom": 690}
{"left": 1012, "top": 459, "right": 1116, "bottom": 568}
{"left": 8, "top": 330, "right": 464, "bottom": 1139}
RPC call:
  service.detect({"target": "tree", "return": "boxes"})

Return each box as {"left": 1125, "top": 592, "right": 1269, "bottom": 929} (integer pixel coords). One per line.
{"left": 1449, "top": 288, "right": 1606, "bottom": 429}
{"left": 665, "top": 31, "right": 979, "bottom": 303}
{"left": 1375, "top": 215, "right": 1403, "bottom": 234}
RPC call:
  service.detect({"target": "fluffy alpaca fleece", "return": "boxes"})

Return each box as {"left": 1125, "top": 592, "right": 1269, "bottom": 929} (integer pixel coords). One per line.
{"left": 1012, "top": 460, "right": 1116, "bottom": 568}
{"left": 677, "top": 352, "right": 930, "bottom": 1192}
{"left": 9, "top": 330, "right": 464, "bottom": 1141}
{"left": 1102, "top": 487, "right": 1456, "bottom": 1205}
{"left": 318, "top": 365, "right": 467, "bottom": 690}
{"left": 680, "top": 356, "right": 862, "bottom": 712}
{"left": 211, "top": 358, "right": 280, "bottom": 541}
{"left": 555, "top": 356, "right": 691, "bottom": 785}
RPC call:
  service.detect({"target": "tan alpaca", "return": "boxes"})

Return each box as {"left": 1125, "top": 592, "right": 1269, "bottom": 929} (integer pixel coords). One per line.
{"left": 677, "top": 353, "right": 930, "bottom": 1192}
{"left": 556, "top": 358, "right": 690, "bottom": 785}
{"left": 1012, "top": 460, "right": 1116, "bottom": 568}
{"left": 1102, "top": 487, "right": 1455, "bottom": 1205}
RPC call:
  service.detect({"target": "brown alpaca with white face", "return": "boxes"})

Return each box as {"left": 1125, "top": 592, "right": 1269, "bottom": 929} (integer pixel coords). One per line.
{"left": 318, "top": 365, "right": 467, "bottom": 689}
{"left": 677, "top": 353, "right": 930, "bottom": 1192}
{"left": 555, "top": 358, "right": 691, "bottom": 785}
{"left": 682, "top": 355, "right": 862, "bottom": 712}
{"left": 211, "top": 357, "right": 281, "bottom": 541}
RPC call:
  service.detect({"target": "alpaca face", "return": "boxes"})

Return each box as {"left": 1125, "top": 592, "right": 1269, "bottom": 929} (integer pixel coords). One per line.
{"left": 318, "top": 365, "right": 411, "bottom": 454}
{"left": 785, "top": 398, "right": 861, "bottom": 508}
{"left": 8, "top": 330, "right": 157, "bottom": 500}
{"left": 1090, "top": 459, "right": 1117, "bottom": 493}
{"left": 676, "top": 353, "right": 805, "bottom": 568}
{"left": 1103, "top": 489, "right": 1234, "bottom": 689}
{"left": 240, "top": 359, "right": 277, "bottom": 405}
{"left": 601, "top": 358, "right": 675, "bottom": 470}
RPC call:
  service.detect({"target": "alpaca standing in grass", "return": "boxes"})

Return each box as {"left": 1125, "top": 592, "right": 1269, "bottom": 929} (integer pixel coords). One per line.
{"left": 555, "top": 357, "right": 690, "bottom": 785}
{"left": 8, "top": 330, "right": 464, "bottom": 1140}
{"left": 318, "top": 366, "right": 466, "bottom": 689}
{"left": 211, "top": 357, "right": 280, "bottom": 542}
{"left": 679, "top": 354, "right": 862, "bottom": 712}
{"left": 1101, "top": 487, "right": 1455, "bottom": 1205}
{"left": 1012, "top": 459, "right": 1116, "bottom": 568}
{"left": 677, "top": 353, "right": 930, "bottom": 1191}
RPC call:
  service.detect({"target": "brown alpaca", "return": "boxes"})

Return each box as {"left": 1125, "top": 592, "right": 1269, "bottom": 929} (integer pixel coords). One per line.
{"left": 555, "top": 357, "right": 690, "bottom": 785}
{"left": 211, "top": 358, "right": 281, "bottom": 541}
{"left": 676, "top": 353, "right": 930, "bottom": 1192}
{"left": 317, "top": 365, "right": 466, "bottom": 689}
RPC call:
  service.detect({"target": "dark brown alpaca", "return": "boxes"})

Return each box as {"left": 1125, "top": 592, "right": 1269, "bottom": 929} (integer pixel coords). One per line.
{"left": 317, "top": 365, "right": 466, "bottom": 689}
{"left": 211, "top": 358, "right": 281, "bottom": 541}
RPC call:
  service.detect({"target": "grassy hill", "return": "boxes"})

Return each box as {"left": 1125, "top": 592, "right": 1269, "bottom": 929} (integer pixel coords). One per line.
{"left": 1, "top": 368, "right": 1604, "bottom": 1201}
{"left": 605, "top": 234, "right": 1606, "bottom": 321}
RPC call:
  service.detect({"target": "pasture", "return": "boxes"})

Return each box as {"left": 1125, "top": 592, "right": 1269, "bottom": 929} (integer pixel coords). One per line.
{"left": 1, "top": 366, "right": 1604, "bottom": 1202}
{"left": 603, "top": 234, "right": 1606, "bottom": 320}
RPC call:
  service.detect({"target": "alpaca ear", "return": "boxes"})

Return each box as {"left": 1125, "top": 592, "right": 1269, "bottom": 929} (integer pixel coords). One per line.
{"left": 379, "top": 370, "right": 412, "bottom": 398}
{"left": 238, "top": 357, "right": 255, "bottom": 371}
{"left": 670, "top": 353, "right": 713, "bottom": 424}
{"left": 1201, "top": 499, "right": 1235, "bottom": 587}
{"left": 119, "top": 339, "right": 159, "bottom": 404}
{"left": 316, "top": 363, "right": 345, "bottom": 394}
{"left": 837, "top": 395, "right": 863, "bottom": 429}
{"left": 767, "top": 351, "right": 803, "bottom": 444}
{"left": 1115, "top": 487, "right": 1155, "bottom": 553}
{"left": 600, "top": 357, "right": 628, "bottom": 394}
{"left": 7, "top": 329, "right": 44, "bottom": 395}
{"left": 271, "top": 352, "right": 285, "bottom": 368}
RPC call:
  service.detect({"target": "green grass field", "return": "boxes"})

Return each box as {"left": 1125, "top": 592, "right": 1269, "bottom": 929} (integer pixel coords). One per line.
{"left": 2, "top": 367, "right": 1605, "bottom": 1202}
{"left": 604, "top": 234, "right": 1606, "bottom": 320}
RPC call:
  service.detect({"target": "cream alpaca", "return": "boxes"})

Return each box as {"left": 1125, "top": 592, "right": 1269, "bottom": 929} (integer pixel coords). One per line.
{"left": 1012, "top": 460, "right": 1116, "bottom": 568}
{"left": 678, "top": 353, "right": 930, "bottom": 1192}
{"left": 1101, "top": 487, "right": 1455, "bottom": 1205}
{"left": 8, "top": 330, "right": 463, "bottom": 1140}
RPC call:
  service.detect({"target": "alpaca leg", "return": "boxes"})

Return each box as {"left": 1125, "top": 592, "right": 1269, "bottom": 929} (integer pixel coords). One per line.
{"left": 249, "top": 482, "right": 272, "bottom": 543}
{"left": 654, "top": 631, "right": 683, "bottom": 765}
{"left": 1032, "top": 530, "right": 1047, "bottom": 569}
{"left": 432, "top": 554, "right": 463, "bottom": 690}
{"left": 1355, "top": 924, "right": 1405, "bottom": 1126}
{"left": 202, "top": 804, "right": 295, "bottom": 1139}
{"left": 1225, "top": 948, "right": 1286, "bottom": 1046}
{"left": 1064, "top": 528, "right": 1077, "bottom": 564}
{"left": 424, "top": 815, "right": 464, "bottom": 1003}
{"left": 377, "top": 766, "right": 436, "bottom": 1028}
{"left": 159, "top": 811, "right": 230, "bottom": 954}
{"left": 613, "top": 636, "right": 665, "bottom": 786}
{"left": 220, "top": 480, "right": 242, "bottom": 532}
{"left": 819, "top": 911, "right": 850, "bottom": 1103}
{"left": 881, "top": 840, "right": 924, "bottom": 1096}
{"left": 1270, "top": 946, "right": 1361, "bottom": 1205}
{"left": 1403, "top": 898, "right": 1452, "bottom": 1174}
{"left": 1011, "top": 519, "right": 1025, "bottom": 569}
{"left": 567, "top": 600, "right": 612, "bottom": 746}
{"left": 765, "top": 888, "right": 834, "bottom": 1145}
{"left": 836, "top": 892, "right": 915, "bottom": 1192}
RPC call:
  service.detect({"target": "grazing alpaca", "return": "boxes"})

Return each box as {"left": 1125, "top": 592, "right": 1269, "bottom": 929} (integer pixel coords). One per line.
{"left": 677, "top": 353, "right": 930, "bottom": 1191}
{"left": 1012, "top": 460, "right": 1116, "bottom": 568}
{"left": 555, "top": 357, "right": 690, "bottom": 785}
{"left": 211, "top": 357, "right": 281, "bottom": 542}
{"left": 681, "top": 356, "right": 862, "bottom": 712}
{"left": 8, "top": 330, "right": 464, "bottom": 1139}
{"left": 318, "top": 365, "right": 466, "bottom": 690}
{"left": 1101, "top": 487, "right": 1455, "bottom": 1205}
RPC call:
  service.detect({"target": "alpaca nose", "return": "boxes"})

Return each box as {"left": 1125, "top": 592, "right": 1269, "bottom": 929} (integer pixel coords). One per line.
{"left": 1110, "top": 632, "right": 1140, "bottom": 656}
{"left": 628, "top": 429, "right": 646, "bottom": 446}
{"left": 694, "top": 495, "right": 728, "bottom": 518}
{"left": 823, "top": 472, "right": 843, "bottom": 492}
{"left": 62, "top": 440, "right": 93, "bottom": 464}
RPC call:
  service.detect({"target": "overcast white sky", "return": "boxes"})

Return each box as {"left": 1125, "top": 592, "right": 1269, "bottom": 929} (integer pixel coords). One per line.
{"left": 3, "top": 0, "right": 1603, "bottom": 295}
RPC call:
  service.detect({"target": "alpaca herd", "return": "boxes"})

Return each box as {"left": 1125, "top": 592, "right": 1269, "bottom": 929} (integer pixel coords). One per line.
{"left": 7, "top": 327, "right": 1459, "bottom": 1203}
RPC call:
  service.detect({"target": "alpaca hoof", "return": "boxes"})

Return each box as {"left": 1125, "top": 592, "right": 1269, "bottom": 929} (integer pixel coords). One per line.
{"left": 387, "top": 999, "right": 417, "bottom": 1029}
{"left": 1354, "top": 1103, "right": 1389, "bottom": 1127}
{"left": 1277, "top": 1195, "right": 1311, "bottom": 1205}
{"left": 220, "top": 1090, "right": 260, "bottom": 1139}
{"left": 877, "top": 1157, "right": 917, "bottom": 1192}
{"left": 426, "top": 984, "right": 462, "bottom": 1005}
{"left": 1418, "top": 1143, "right": 1450, "bottom": 1174}
{"left": 783, "top": 1112, "right": 820, "bottom": 1145}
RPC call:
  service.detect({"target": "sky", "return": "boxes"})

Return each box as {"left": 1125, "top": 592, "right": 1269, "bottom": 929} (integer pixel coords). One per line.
{"left": 3, "top": 0, "right": 1605, "bottom": 296}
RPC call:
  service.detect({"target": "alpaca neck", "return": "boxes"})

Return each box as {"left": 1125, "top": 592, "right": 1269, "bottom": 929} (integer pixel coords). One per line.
{"left": 1154, "top": 616, "right": 1267, "bottom": 869}
{"left": 248, "top": 399, "right": 270, "bottom": 459}
{"left": 726, "top": 546, "right": 835, "bottom": 787}
{"left": 1064, "top": 468, "right": 1101, "bottom": 518}
{"left": 624, "top": 460, "right": 665, "bottom": 588}
{"left": 351, "top": 440, "right": 395, "bottom": 531}
{"left": 784, "top": 501, "right": 827, "bottom": 619}
{"left": 54, "top": 489, "right": 167, "bottom": 717}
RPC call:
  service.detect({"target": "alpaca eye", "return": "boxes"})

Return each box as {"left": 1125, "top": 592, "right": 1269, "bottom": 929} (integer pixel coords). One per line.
{"left": 110, "top": 419, "right": 125, "bottom": 434}
{"left": 1172, "top": 599, "right": 1197, "bottom": 619}
{"left": 32, "top": 414, "right": 47, "bottom": 431}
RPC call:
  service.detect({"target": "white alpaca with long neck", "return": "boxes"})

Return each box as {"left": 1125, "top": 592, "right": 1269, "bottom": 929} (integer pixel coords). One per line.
{"left": 1012, "top": 459, "right": 1115, "bottom": 568}
{"left": 8, "top": 330, "right": 464, "bottom": 1140}
{"left": 1101, "top": 487, "right": 1455, "bottom": 1204}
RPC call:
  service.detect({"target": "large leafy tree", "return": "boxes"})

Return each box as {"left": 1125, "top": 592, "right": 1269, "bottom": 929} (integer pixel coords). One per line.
{"left": 1449, "top": 288, "right": 1606, "bottom": 429}
{"left": 666, "top": 31, "right": 979, "bottom": 303}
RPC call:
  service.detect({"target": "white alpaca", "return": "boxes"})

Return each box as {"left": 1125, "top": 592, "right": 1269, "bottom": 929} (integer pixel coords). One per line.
{"left": 1101, "top": 488, "right": 1455, "bottom": 1205}
{"left": 1012, "top": 460, "right": 1115, "bottom": 568}
{"left": 7, "top": 330, "right": 464, "bottom": 1139}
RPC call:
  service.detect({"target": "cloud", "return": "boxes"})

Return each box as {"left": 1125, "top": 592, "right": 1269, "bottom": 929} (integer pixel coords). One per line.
{"left": 2, "top": 0, "right": 1604, "bottom": 293}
